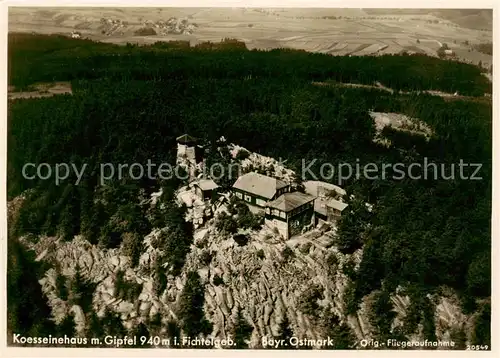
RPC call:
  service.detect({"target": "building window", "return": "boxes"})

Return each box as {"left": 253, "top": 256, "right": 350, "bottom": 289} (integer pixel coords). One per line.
{"left": 256, "top": 198, "right": 266, "bottom": 207}
{"left": 244, "top": 195, "right": 251, "bottom": 202}
{"left": 236, "top": 192, "right": 243, "bottom": 199}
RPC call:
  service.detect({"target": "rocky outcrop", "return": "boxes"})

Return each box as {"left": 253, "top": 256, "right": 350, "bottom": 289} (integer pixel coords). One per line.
{"left": 22, "top": 198, "right": 477, "bottom": 349}
{"left": 27, "top": 208, "right": 354, "bottom": 345}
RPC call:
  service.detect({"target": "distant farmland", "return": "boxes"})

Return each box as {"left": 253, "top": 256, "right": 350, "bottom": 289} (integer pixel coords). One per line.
{"left": 9, "top": 7, "right": 493, "bottom": 69}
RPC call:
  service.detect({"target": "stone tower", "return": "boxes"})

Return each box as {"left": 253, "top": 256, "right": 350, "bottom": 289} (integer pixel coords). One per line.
{"left": 176, "top": 134, "right": 203, "bottom": 180}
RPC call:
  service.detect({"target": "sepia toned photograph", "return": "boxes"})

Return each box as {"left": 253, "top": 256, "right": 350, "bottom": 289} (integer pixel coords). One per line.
{"left": 5, "top": 3, "right": 493, "bottom": 352}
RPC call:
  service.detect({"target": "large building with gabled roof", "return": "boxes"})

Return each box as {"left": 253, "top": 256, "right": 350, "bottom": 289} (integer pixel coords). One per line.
{"left": 265, "top": 191, "right": 316, "bottom": 239}
{"left": 232, "top": 171, "right": 317, "bottom": 239}
{"left": 232, "top": 172, "right": 348, "bottom": 240}
{"left": 232, "top": 172, "right": 290, "bottom": 208}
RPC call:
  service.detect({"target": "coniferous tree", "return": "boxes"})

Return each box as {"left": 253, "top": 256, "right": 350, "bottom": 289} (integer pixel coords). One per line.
{"left": 67, "top": 263, "right": 96, "bottom": 313}
{"left": 370, "top": 290, "right": 397, "bottom": 341}
{"left": 122, "top": 232, "right": 142, "bottom": 267}
{"left": 68, "top": 264, "right": 84, "bottom": 307}
{"left": 55, "top": 268, "right": 69, "bottom": 301}
{"left": 178, "top": 271, "right": 212, "bottom": 337}
{"left": 321, "top": 308, "right": 355, "bottom": 350}
{"left": 149, "top": 312, "right": 162, "bottom": 331}
{"left": 56, "top": 184, "right": 81, "bottom": 241}
{"left": 471, "top": 302, "right": 491, "bottom": 348}
{"left": 101, "top": 308, "right": 127, "bottom": 340}
{"left": 79, "top": 181, "right": 100, "bottom": 245}
{"left": 232, "top": 308, "right": 253, "bottom": 349}
{"left": 57, "top": 312, "right": 77, "bottom": 339}
{"left": 161, "top": 203, "right": 193, "bottom": 276}
{"left": 84, "top": 309, "right": 105, "bottom": 343}
{"left": 7, "top": 239, "right": 56, "bottom": 343}
{"left": 275, "top": 313, "right": 294, "bottom": 350}
{"left": 153, "top": 259, "right": 167, "bottom": 295}
{"left": 450, "top": 324, "right": 467, "bottom": 350}
{"left": 165, "top": 320, "right": 182, "bottom": 348}
{"left": 130, "top": 322, "right": 151, "bottom": 348}
{"left": 336, "top": 196, "right": 371, "bottom": 254}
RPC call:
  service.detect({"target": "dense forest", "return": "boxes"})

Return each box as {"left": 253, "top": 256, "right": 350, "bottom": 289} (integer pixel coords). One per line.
{"left": 9, "top": 33, "right": 491, "bottom": 95}
{"left": 7, "top": 33, "right": 491, "bottom": 347}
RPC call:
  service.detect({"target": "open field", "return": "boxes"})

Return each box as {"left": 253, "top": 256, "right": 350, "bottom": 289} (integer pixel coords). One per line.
{"left": 8, "top": 82, "right": 72, "bottom": 100}
{"left": 312, "top": 81, "right": 492, "bottom": 103}
{"left": 9, "top": 7, "right": 492, "bottom": 69}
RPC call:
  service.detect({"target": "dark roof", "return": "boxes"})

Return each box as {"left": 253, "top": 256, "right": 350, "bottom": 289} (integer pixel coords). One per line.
{"left": 266, "top": 192, "right": 316, "bottom": 212}
{"left": 232, "top": 172, "right": 288, "bottom": 199}
{"left": 176, "top": 134, "right": 198, "bottom": 144}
